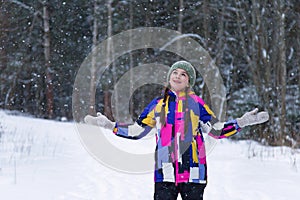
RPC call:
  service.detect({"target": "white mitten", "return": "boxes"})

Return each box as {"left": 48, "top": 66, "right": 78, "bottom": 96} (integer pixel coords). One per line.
{"left": 84, "top": 112, "right": 116, "bottom": 130}
{"left": 236, "top": 108, "right": 269, "bottom": 128}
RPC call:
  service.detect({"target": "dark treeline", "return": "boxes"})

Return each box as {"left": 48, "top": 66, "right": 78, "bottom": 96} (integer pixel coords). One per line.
{"left": 0, "top": 0, "right": 299, "bottom": 147}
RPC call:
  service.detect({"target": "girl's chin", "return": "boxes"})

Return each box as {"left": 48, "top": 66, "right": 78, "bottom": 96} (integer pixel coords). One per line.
{"left": 171, "top": 87, "right": 185, "bottom": 92}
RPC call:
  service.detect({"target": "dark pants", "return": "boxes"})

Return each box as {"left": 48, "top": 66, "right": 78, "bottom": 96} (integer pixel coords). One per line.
{"left": 154, "top": 182, "right": 206, "bottom": 200}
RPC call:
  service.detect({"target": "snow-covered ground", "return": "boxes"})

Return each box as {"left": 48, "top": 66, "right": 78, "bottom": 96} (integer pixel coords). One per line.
{"left": 0, "top": 110, "right": 299, "bottom": 200}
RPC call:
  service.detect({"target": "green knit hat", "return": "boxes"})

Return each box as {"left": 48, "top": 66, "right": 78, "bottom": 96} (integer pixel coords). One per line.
{"left": 167, "top": 60, "right": 196, "bottom": 87}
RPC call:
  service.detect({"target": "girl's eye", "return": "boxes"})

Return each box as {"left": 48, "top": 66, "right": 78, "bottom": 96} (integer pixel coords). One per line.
{"left": 172, "top": 71, "right": 187, "bottom": 77}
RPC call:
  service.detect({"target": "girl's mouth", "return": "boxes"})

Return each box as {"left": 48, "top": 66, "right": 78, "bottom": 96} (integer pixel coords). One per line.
{"left": 172, "top": 80, "right": 181, "bottom": 84}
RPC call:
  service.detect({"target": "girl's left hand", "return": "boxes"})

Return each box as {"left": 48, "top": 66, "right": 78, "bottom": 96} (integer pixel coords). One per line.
{"left": 236, "top": 108, "right": 269, "bottom": 128}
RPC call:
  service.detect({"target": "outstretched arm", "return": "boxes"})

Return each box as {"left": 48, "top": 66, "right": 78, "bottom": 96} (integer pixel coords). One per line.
{"left": 203, "top": 108, "right": 269, "bottom": 139}
{"left": 84, "top": 97, "right": 159, "bottom": 140}
{"left": 84, "top": 112, "right": 151, "bottom": 140}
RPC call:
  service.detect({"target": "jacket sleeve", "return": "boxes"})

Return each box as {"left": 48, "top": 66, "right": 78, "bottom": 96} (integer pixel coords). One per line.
{"left": 112, "top": 97, "right": 159, "bottom": 140}
{"left": 208, "top": 118, "right": 241, "bottom": 139}
{"left": 198, "top": 99, "right": 241, "bottom": 139}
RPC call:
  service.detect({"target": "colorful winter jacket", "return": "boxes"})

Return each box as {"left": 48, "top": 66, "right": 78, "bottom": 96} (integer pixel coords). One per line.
{"left": 112, "top": 90, "right": 240, "bottom": 185}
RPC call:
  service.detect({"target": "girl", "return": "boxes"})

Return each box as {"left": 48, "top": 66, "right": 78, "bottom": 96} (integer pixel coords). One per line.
{"left": 84, "top": 60, "right": 269, "bottom": 200}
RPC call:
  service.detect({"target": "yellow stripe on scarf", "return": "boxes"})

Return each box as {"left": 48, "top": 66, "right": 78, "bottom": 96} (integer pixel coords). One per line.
{"left": 190, "top": 110, "right": 199, "bottom": 136}
{"left": 178, "top": 100, "right": 183, "bottom": 112}
{"left": 191, "top": 140, "right": 199, "bottom": 163}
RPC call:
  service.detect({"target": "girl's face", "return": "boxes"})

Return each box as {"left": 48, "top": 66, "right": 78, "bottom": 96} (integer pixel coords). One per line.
{"left": 169, "top": 68, "right": 189, "bottom": 92}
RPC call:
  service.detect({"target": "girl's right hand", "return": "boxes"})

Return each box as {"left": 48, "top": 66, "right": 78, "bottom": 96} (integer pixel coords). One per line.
{"left": 84, "top": 112, "right": 116, "bottom": 130}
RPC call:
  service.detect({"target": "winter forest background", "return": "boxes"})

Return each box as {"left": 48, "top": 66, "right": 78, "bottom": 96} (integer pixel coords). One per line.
{"left": 0, "top": 0, "right": 299, "bottom": 147}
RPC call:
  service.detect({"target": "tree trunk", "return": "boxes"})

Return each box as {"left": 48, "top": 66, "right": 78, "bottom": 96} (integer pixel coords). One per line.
{"left": 43, "top": 1, "right": 53, "bottom": 119}
{"left": 104, "top": 90, "right": 113, "bottom": 120}
{"left": 178, "top": 0, "right": 183, "bottom": 34}
{"left": 89, "top": 0, "right": 100, "bottom": 115}
{"left": 129, "top": 1, "right": 134, "bottom": 120}
{"left": 277, "top": 0, "right": 287, "bottom": 145}
{"left": 0, "top": 5, "right": 8, "bottom": 106}
{"left": 176, "top": 0, "right": 183, "bottom": 61}
{"left": 215, "top": 3, "right": 225, "bottom": 67}
{"left": 201, "top": 0, "right": 210, "bottom": 101}
{"left": 104, "top": 0, "right": 114, "bottom": 121}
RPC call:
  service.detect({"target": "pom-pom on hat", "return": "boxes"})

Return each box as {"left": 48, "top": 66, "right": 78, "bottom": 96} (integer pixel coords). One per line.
{"left": 167, "top": 60, "right": 196, "bottom": 87}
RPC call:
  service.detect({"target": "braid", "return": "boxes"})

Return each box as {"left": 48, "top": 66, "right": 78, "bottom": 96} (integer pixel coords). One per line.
{"left": 160, "top": 86, "right": 169, "bottom": 127}
{"left": 184, "top": 86, "right": 190, "bottom": 134}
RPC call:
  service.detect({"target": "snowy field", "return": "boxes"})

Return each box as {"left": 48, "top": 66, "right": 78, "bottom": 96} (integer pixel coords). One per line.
{"left": 0, "top": 110, "right": 299, "bottom": 200}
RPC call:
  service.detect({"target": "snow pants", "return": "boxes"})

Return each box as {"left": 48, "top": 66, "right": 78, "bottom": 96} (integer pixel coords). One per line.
{"left": 154, "top": 182, "right": 206, "bottom": 200}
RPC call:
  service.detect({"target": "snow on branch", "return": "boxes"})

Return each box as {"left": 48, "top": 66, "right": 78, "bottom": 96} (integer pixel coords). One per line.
{"left": 8, "top": 0, "right": 35, "bottom": 12}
